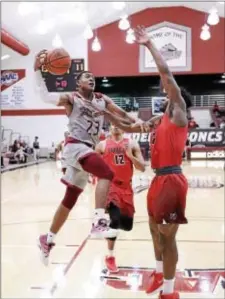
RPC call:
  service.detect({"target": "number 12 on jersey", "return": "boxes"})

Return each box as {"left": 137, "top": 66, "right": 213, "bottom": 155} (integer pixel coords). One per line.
{"left": 114, "top": 154, "right": 125, "bottom": 165}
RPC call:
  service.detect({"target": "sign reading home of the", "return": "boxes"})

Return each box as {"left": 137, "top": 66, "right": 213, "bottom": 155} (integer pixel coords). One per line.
{"left": 139, "top": 22, "right": 192, "bottom": 73}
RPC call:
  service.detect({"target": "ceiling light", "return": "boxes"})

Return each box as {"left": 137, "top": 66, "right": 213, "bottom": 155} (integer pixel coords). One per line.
{"left": 52, "top": 34, "right": 63, "bottom": 48}
{"left": 113, "top": 2, "right": 126, "bottom": 10}
{"left": 207, "top": 8, "right": 220, "bottom": 25}
{"left": 1, "top": 54, "right": 10, "bottom": 61}
{"left": 83, "top": 24, "right": 93, "bottom": 39}
{"left": 102, "top": 77, "right": 108, "bottom": 83}
{"left": 200, "top": 24, "right": 211, "bottom": 41}
{"left": 126, "top": 29, "right": 135, "bottom": 44}
{"left": 92, "top": 37, "right": 101, "bottom": 52}
{"left": 222, "top": 73, "right": 225, "bottom": 78}
{"left": 119, "top": 15, "right": 130, "bottom": 31}
{"left": 18, "top": 2, "right": 35, "bottom": 16}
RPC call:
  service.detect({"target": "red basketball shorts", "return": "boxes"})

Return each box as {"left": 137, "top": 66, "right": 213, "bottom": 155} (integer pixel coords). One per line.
{"left": 147, "top": 173, "right": 188, "bottom": 224}
{"left": 107, "top": 183, "right": 135, "bottom": 218}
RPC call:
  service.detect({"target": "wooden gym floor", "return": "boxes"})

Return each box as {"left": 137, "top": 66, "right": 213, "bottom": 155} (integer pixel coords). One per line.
{"left": 1, "top": 161, "right": 224, "bottom": 298}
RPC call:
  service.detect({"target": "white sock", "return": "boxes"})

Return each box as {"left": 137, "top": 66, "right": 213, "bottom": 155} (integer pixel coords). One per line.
{"left": 47, "top": 232, "right": 55, "bottom": 244}
{"left": 162, "top": 279, "right": 175, "bottom": 294}
{"left": 94, "top": 208, "right": 105, "bottom": 219}
{"left": 107, "top": 250, "right": 114, "bottom": 257}
{"left": 156, "top": 260, "right": 163, "bottom": 273}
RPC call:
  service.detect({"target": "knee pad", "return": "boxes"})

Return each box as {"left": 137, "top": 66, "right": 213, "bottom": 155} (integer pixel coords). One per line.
{"left": 62, "top": 185, "right": 83, "bottom": 210}
{"left": 79, "top": 153, "right": 114, "bottom": 181}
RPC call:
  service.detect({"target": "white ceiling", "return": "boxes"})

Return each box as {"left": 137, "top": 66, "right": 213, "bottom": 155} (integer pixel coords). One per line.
{"left": 1, "top": 1, "right": 225, "bottom": 58}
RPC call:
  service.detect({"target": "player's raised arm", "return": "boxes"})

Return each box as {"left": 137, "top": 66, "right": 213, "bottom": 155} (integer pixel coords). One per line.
{"left": 34, "top": 50, "right": 73, "bottom": 114}
{"left": 103, "top": 95, "right": 137, "bottom": 124}
{"left": 126, "top": 140, "right": 146, "bottom": 172}
{"left": 134, "top": 26, "right": 186, "bottom": 111}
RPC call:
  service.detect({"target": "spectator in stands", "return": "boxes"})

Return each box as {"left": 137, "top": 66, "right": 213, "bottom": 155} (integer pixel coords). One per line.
{"left": 213, "top": 101, "right": 220, "bottom": 117}
{"left": 188, "top": 117, "right": 199, "bottom": 129}
{"left": 125, "top": 98, "right": 131, "bottom": 112}
{"left": 210, "top": 121, "right": 216, "bottom": 127}
{"left": 11, "top": 140, "right": 20, "bottom": 153}
{"left": 33, "top": 136, "right": 40, "bottom": 160}
{"left": 219, "top": 118, "right": 225, "bottom": 129}
{"left": 133, "top": 99, "right": 139, "bottom": 112}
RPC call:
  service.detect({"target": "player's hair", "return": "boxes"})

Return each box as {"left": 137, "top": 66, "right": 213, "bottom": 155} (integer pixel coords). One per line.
{"left": 180, "top": 87, "right": 192, "bottom": 109}
{"left": 76, "top": 71, "right": 91, "bottom": 82}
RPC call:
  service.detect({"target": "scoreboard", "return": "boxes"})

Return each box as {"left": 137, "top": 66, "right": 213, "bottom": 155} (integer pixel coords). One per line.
{"left": 41, "top": 58, "right": 84, "bottom": 92}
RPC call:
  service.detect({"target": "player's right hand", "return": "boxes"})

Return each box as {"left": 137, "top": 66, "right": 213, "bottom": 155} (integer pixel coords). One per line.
{"left": 34, "top": 49, "right": 48, "bottom": 71}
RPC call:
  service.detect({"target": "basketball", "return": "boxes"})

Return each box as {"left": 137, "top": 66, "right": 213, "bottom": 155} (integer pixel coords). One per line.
{"left": 45, "top": 48, "right": 71, "bottom": 75}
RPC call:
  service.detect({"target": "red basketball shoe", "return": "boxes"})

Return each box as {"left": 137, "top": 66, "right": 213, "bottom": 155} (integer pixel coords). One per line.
{"left": 105, "top": 256, "right": 119, "bottom": 273}
{"left": 159, "top": 291, "right": 180, "bottom": 299}
{"left": 146, "top": 270, "right": 163, "bottom": 294}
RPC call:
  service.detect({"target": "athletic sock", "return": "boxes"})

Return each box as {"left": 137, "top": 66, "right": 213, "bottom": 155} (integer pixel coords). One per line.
{"left": 156, "top": 260, "right": 163, "bottom": 273}
{"left": 47, "top": 232, "right": 56, "bottom": 244}
{"left": 107, "top": 250, "right": 114, "bottom": 257}
{"left": 162, "top": 279, "right": 175, "bottom": 294}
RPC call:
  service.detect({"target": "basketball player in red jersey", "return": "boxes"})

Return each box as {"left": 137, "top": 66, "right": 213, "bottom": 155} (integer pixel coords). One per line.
{"left": 96, "top": 124, "right": 145, "bottom": 272}
{"left": 102, "top": 26, "right": 192, "bottom": 299}
{"left": 34, "top": 51, "right": 138, "bottom": 265}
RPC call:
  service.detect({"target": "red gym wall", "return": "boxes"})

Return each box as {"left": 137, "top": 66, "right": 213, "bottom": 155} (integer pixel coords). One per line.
{"left": 88, "top": 6, "right": 225, "bottom": 77}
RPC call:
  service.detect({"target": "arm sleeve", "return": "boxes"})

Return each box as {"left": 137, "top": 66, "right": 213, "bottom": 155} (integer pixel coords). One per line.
{"left": 35, "top": 70, "right": 60, "bottom": 105}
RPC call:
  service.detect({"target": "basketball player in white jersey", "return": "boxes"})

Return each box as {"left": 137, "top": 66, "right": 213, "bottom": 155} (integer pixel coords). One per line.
{"left": 34, "top": 50, "right": 138, "bottom": 265}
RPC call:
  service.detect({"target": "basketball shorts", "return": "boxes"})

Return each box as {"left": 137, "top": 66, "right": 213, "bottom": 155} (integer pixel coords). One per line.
{"left": 61, "top": 142, "right": 92, "bottom": 189}
{"left": 106, "top": 182, "right": 135, "bottom": 218}
{"left": 61, "top": 142, "right": 114, "bottom": 190}
{"left": 147, "top": 173, "right": 188, "bottom": 224}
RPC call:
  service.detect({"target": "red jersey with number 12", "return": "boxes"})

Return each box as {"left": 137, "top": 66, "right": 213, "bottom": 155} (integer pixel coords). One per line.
{"left": 103, "top": 138, "right": 133, "bottom": 185}
{"left": 150, "top": 113, "right": 188, "bottom": 169}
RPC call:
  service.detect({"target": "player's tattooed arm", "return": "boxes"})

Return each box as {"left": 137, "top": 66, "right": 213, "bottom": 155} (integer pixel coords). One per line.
{"left": 126, "top": 140, "right": 146, "bottom": 172}
{"left": 134, "top": 26, "right": 186, "bottom": 113}
{"left": 103, "top": 95, "right": 137, "bottom": 124}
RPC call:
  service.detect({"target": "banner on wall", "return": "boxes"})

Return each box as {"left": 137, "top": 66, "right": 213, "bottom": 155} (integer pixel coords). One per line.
{"left": 124, "top": 128, "right": 225, "bottom": 155}
{"left": 139, "top": 21, "right": 192, "bottom": 73}
{"left": 1, "top": 69, "right": 26, "bottom": 108}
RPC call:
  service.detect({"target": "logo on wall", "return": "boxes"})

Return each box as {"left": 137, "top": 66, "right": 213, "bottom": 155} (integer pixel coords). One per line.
{"left": 188, "top": 129, "right": 225, "bottom": 146}
{"left": 101, "top": 267, "right": 225, "bottom": 295}
{"left": 1, "top": 69, "right": 26, "bottom": 108}
{"left": 1, "top": 69, "right": 25, "bottom": 92}
{"left": 139, "top": 22, "right": 192, "bottom": 73}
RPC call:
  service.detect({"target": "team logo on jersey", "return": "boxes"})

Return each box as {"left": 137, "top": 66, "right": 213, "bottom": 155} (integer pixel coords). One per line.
{"left": 100, "top": 267, "right": 225, "bottom": 295}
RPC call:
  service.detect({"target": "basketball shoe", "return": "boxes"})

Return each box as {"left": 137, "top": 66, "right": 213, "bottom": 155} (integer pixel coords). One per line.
{"left": 146, "top": 270, "right": 163, "bottom": 294}
{"left": 159, "top": 291, "right": 180, "bottom": 299}
{"left": 91, "top": 218, "right": 118, "bottom": 239}
{"left": 37, "top": 234, "right": 55, "bottom": 266}
{"left": 105, "top": 256, "right": 119, "bottom": 273}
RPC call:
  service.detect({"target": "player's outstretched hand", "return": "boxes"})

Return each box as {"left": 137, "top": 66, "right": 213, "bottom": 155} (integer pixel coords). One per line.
{"left": 34, "top": 50, "right": 48, "bottom": 71}
{"left": 134, "top": 25, "right": 149, "bottom": 46}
